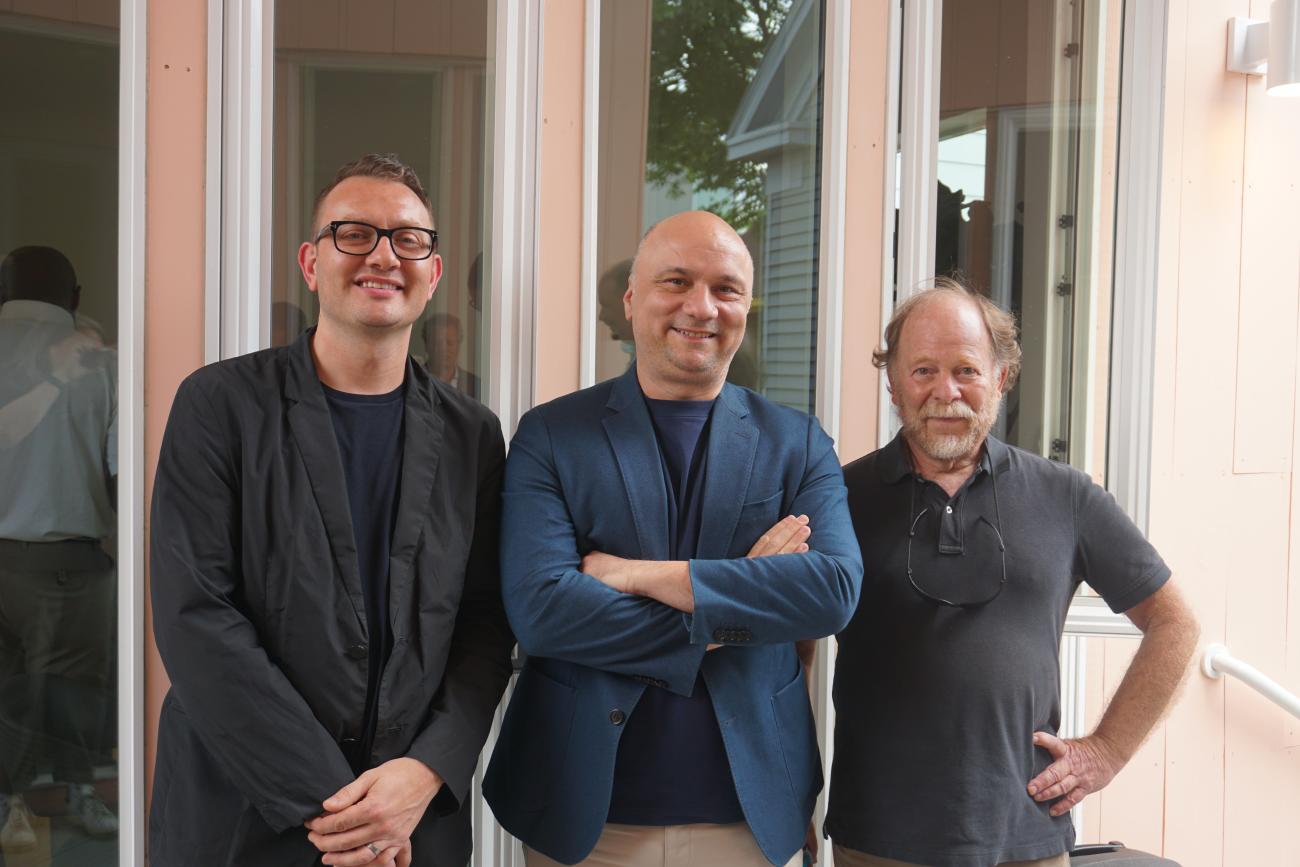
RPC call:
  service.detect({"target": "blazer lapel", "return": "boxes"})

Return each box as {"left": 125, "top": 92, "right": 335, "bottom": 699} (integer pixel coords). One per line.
{"left": 285, "top": 333, "right": 367, "bottom": 633}
{"left": 602, "top": 369, "right": 670, "bottom": 561}
{"left": 696, "top": 383, "right": 759, "bottom": 560}
{"left": 388, "top": 362, "right": 443, "bottom": 614}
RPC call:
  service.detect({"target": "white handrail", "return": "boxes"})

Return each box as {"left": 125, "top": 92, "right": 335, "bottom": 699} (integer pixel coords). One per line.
{"left": 1202, "top": 643, "right": 1300, "bottom": 720}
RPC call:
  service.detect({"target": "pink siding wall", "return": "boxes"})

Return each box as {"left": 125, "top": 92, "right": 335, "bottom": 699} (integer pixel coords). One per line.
{"left": 141, "top": 0, "right": 207, "bottom": 816}
{"left": 1083, "top": 2, "right": 1300, "bottom": 864}
{"left": 534, "top": 0, "right": 585, "bottom": 402}
{"left": 837, "top": 0, "right": 890, "bottom": 461}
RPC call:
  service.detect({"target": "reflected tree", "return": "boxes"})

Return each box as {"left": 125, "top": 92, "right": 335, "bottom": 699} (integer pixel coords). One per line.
{"left": 646, "top": 0, "right": 792, "bottom": 230}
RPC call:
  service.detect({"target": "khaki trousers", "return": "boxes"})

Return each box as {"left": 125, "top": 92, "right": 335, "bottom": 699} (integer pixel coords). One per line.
{"left": 525, "top": 823, "right": 803, "bottom": 867}
{"left": 833, "top": 843, "right": 1069, "bottom": 867}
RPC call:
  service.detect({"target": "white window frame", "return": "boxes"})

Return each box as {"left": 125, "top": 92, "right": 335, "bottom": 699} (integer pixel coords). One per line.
{"left": 888, "top": 0, "right": 1165, "bottom": 639}
{"left": 119, "top": 0, "right": 148, "bottom": 862}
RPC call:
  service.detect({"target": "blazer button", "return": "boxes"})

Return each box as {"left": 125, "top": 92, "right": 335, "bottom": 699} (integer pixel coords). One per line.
{"left": 609, "top": 709, "right": 626, "bottom": 726}
{"left": 346, "top": 643, "right": 368, "bottom": 660}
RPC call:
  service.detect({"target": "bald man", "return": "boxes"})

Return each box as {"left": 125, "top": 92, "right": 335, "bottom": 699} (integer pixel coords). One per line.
{"left": 484, "top": 212, "right": 863, "bottom": 867}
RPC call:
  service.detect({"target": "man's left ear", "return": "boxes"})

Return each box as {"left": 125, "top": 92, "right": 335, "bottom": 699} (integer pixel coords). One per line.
{"left": 996, "top": 365, "right": 1010, "bottom": 394}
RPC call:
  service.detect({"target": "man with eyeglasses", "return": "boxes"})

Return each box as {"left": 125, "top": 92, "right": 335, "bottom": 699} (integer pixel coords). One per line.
{"left": 150, "top": 153, "right": 512, "bottom": 867}
{"left": 825, "top": 279, "right": 1199, "bottom": 867}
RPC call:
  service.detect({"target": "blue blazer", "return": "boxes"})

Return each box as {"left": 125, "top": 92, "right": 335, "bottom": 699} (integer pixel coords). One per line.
{"left": 484, "top": 369, "right": 863, "bottom": 866}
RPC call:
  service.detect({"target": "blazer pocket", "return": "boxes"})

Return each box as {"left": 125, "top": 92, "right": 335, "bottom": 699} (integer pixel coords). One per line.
{"left": 732, "top": 488, "right": 786, "bottom": 554}
{"left": 770, "top": 666, "right": 822, "bottom": 805}
{"left": 497, "top": 667, "right": 576, "bottom": 812}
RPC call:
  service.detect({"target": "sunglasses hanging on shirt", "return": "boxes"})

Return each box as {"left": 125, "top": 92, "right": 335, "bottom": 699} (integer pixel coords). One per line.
{"left": 905, "top": 465, "right": 1007, "bottom": 609}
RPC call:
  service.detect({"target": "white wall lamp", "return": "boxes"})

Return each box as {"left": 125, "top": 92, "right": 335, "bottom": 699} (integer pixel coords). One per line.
{"left": 1228, "top": 0, "right": 1300, "bottom": 96}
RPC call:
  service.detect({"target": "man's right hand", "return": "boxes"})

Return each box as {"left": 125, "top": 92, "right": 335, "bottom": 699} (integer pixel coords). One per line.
{"left": 747, "top": 514, "right": 811, "bottom": 558}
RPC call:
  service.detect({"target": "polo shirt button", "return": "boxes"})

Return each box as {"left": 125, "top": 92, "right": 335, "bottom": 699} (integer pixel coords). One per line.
{"left": 945, "top": 505, "right": 953, "bottom": 514}
{"left": 346, "top": 644, "right": 368, "bottom": 660}
{"left": 609, "top": 709, "right": 626, "bottom": 726}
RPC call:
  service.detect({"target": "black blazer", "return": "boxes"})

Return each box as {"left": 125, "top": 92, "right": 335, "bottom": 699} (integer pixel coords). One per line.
{"left": 149, "top": 331, "right": 512, "bottom": 866}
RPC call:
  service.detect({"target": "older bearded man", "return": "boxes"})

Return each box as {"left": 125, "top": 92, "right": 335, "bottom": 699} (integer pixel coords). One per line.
{"left": 825, "top": 278, "right": 1198, "bottom": 867}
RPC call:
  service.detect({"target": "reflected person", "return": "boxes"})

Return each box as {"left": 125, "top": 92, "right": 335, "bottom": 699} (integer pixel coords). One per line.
{"left": 0, "top": 246, "right": 119, "bottom": 853}
{"left": 423, "top": 312, "right": 479, "bottom": 400}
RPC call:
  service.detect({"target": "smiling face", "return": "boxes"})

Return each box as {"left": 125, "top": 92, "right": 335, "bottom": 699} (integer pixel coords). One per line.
{"left": 297, "top": 176, "right": 442, "bottom": 341}
{"left": 623, "top": 211, "right": 753, "bottom": 400}
{"left": 890, "top": 293, "right": 1008, "bottom": 464}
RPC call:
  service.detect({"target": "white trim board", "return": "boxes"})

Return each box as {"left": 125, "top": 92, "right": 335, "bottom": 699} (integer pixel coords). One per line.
{"left": 117, "top": 0, "right": 148, "bottom": 862}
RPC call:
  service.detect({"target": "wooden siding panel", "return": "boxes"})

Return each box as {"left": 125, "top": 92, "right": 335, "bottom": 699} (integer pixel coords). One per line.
{"left": 144, "top": 0, "right": 209, "bottom": 816}
{"left": 535, "top": 0, "right": 585, "bottom": 402}
{"left": 1079, "top": 636, "right": 1108, "bottom": 843}
{"left": 1289, "top": 319, "right": 1300, "bottom": 751}
{"left": 1231, "top": 66, "right": 1300, "bottom": 473}
{"left": 1091, "top": 638, "right": 1165, "bottom": 854}
{"left": 836, "top": 0, "right": 889, "bottom": 458}
{"left": 1221, "top": 474, "right": 1292, "bottom": 865}
{"left": 1127, "top": 0, "right": 1300, "bottom": 863}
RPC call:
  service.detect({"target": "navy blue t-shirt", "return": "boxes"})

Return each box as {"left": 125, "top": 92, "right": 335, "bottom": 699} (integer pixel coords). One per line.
{"left": 605, "top": 395, "right": 745, "bottom": 826}
{"left": 322, "top": 381, "right": 404, "bottom": 768}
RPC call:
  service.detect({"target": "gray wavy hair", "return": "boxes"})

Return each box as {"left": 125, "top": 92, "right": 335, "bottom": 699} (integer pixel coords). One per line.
{"left": 872, "top": 276, "right": 1022, "bottom": 392}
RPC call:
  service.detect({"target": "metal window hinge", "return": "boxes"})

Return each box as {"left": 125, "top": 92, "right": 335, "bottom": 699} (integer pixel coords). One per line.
{"left": 1064, "top": 42, "right": 1080, "bottom": 58}
{"left": 1055, "top": 279, "right": 1073, "bottom": 296}
{"left": 1057, "top": 214, "right": 1075, "bottom": 229}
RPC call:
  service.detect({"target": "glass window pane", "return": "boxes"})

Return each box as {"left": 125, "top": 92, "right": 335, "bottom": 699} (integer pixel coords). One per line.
{"left": 595, "top": 0, "right": 824, "bottom": 413}
{"left": 930, "top": 0, "right": 1122, "bottom": 469}
{"left": 0, "top": 6, "right": 122, "bottom": 864}
{"left": 272, "top": 1, "right": 495, "bottom": 404}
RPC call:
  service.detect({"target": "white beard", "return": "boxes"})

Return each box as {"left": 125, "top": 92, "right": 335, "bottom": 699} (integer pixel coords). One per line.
{"left": 899, "top": 394, "right": 1002, "bottom": 462}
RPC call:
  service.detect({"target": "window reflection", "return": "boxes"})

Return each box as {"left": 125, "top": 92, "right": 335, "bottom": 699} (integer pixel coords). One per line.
{"left": 0, "top": 8, "right": 121, "bottom": 864}
{"left": 927, "top": 0, "right": 1122, "bottom": 466}
{"left": 596, "top": 0, "right": 823, "bottom": 413}
{"left": 271, "top": 1, "right": 494, "bottom": 404}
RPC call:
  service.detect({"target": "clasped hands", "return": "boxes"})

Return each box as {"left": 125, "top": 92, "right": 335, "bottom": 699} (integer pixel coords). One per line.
{"left": 304, "top": 757, "right": 442, "bottom": 866}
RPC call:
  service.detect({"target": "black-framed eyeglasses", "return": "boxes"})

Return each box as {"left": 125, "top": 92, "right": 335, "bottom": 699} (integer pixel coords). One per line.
{"left": 314, "top": 221, "right": 438, "bottom": 260}
{"left": 905, "top": 468, "right": 1007, "bottom": 609}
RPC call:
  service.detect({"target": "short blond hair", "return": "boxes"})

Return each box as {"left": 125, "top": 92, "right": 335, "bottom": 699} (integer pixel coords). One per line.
{"left": 872, "top": 276, "right": 1022, "bottom": 391}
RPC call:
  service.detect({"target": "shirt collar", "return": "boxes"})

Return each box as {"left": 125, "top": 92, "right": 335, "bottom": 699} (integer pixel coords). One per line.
{"left": 0, "top": 299, "right": 76, "bottom": 328}
{"left": 878, "top": 431, "right": 1011, "bottom": 484}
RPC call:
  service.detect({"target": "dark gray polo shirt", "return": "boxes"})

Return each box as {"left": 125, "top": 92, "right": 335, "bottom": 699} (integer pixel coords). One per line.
{"left": 826, "top": 434, "right": 1170, "bottom": 867}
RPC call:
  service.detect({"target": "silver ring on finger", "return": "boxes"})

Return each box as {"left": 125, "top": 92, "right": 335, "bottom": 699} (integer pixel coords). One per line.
{"left": 368, "top": 842, "right": 382, "bottom": 857}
